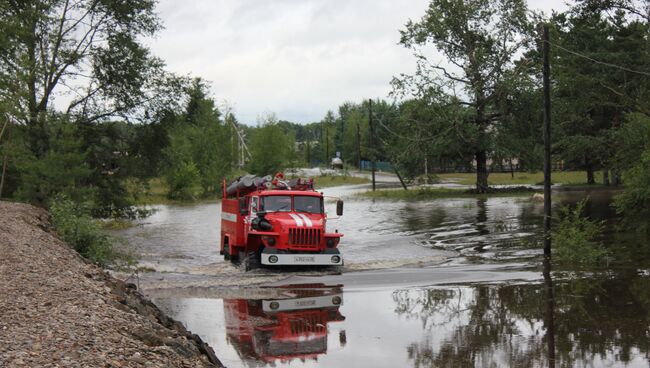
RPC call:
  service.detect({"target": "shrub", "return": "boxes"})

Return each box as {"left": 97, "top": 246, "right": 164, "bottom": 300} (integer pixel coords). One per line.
{"left": 552, "top": 199, "right": 608, "bottom": 266}
{"left": 166, "top": 160, "right": 200, "bottom": 200}
{"left": 614, "top": 150, "right": 650, "bottom": 234}
{"left": 50, "top": 195, "right": 115, "bottom": 266}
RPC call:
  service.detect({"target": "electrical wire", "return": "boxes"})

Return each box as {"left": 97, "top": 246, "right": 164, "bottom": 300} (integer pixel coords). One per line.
{"left": 547, "top": 40, "right": 650, "bottom": 77}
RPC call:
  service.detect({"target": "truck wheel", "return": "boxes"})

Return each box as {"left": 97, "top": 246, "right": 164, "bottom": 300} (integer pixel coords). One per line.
{"left": 243, "top": 251, "right": 261, "bottom": 271}
{"left": 223, "top": 245, "right": 230, "bottom": 261}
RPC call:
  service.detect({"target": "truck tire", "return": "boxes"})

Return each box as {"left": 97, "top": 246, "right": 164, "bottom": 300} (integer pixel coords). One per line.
{"left": 223, "top": 245, "right": 230, "bottom": 261}
{"left": 243, "top": 251, "right": 261, "bottom": 271}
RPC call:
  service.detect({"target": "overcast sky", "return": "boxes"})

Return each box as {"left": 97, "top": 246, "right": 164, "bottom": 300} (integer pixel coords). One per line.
{"left": 146, "top": 0, "right": 571, "bottom": 125}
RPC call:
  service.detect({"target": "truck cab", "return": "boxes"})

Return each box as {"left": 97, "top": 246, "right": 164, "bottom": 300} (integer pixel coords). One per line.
{"left": 221, "top": 174, "right": 343, "bottom": 268}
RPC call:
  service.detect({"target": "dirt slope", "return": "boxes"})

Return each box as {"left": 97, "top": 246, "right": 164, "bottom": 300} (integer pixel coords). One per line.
{"left": 0, "top": 201, "right": 223, "bottom": 367}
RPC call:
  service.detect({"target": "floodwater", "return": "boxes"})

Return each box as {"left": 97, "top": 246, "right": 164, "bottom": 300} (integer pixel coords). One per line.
{"left": 111, "top": 185, "right": 650, "bottom": 367}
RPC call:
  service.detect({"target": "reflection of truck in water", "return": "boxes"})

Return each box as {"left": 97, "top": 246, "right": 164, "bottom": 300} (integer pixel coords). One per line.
{"left": 224, "top": 284, "right": 346, "bottom": 364}
{"left": 220, "top": 173, "right": 344, "bottom": 269}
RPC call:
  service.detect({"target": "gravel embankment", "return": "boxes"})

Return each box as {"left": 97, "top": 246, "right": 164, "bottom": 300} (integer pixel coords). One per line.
{"left": 0, "top": 201, "right": 223, "bottom": 367}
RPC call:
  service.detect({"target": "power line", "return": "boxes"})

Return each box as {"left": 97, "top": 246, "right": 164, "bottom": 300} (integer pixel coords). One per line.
{"left": 548, "top": 40, "right": 650, "bottom": 77}
{"left": 371, "top": 110, "right": 433, "bottom": 143}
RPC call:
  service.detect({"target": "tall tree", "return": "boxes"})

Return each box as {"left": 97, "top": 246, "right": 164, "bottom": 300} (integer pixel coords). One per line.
{"left": 164, "top": 79, "right": 235, "bottom": 197}
{"left": 0, "top": 0, "right": 181, "bottom": 158}
{"left": 247, "top": 114, "right": 292, "bottom": 176}
{"left": 552, "top": 4, "right": 650, "bottom": 183}
{"left": 394, "top": 0, "right": 531, "bottom": 192}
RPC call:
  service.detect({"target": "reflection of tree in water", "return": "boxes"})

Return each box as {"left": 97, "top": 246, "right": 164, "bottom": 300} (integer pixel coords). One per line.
{"left": 394, "top": 274, "right": 650, "bottom": 367}
{"left": 399, "top": 203, "right": 448, "bottom": 235}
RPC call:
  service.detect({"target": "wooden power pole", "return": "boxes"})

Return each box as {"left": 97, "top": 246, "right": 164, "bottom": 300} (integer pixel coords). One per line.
{"left": 0, "top": 114, "right": 13, "bottom": 199}
{"left": 542, "top": 24, "right": 552, "bottom": 258}
{"left": 368, "top": 99, "right": 376, "bottom": 191}
{"left": 356, "top": 121, "right": 361, "bottom": 169}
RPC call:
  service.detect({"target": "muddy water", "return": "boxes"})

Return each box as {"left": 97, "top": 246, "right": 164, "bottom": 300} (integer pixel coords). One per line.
{"left": 111, "top": 186, "right": 650, "bottom": 367}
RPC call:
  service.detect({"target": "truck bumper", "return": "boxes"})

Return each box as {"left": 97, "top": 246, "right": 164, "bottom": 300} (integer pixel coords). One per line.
{"left": 262, "top": 293, "right": 343, "bottom": 312}
{"left": 261, "top": 249, "right": 343, "bottom": 266}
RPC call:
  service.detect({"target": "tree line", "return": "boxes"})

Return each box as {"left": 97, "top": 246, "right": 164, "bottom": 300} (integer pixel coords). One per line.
{"left": 1, "top": 0, "right": 649, "bottom": 227}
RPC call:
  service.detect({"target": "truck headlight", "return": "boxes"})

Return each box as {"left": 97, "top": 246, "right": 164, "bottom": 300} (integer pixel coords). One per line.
{"left": 326, "top": 238, "right": 335, "bottom": 247}
{"left": 269, "top": 255, "right": 279, "bottom": 264}
{"left": 263, "top": 236, "right": 276, "bottom": 246}
{"left": 331, "top": 255, "right": 341, "bottom": 263}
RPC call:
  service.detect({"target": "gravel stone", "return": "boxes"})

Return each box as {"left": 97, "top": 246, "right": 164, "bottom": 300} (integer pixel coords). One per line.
{"left": 0, "top": 201, "right": 223, "bottom": 367}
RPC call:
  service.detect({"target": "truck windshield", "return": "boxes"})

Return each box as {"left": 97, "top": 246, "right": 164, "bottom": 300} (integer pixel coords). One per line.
{"left": 262, "top": 196, "right": 291, "bottom": 212}
{"left": 294, "top": 196, "right": 323, "bottom": 214}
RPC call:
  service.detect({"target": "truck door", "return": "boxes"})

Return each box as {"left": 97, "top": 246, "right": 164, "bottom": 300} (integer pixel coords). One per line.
{"left": 247, "top": 196, "right": 259, "bottom": 232}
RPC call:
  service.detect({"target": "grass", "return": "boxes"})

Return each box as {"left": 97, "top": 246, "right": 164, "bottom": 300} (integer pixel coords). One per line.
{"left": 313, "top": 175, "right": 370, "bottom": 188}
{"left": 128, "top": 174, "right": 370, "bottom": 205}
{"left": 128, "top": 178, "right": 209, "bottom": 205}
{"left": 362, "top": 186, "right": 540, "bottom": 200}
{"left": 438, "top": 171, "right": 603, "bottom": 186}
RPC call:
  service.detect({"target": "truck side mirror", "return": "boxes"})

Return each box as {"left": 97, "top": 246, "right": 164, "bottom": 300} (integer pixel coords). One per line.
{"left": 336, "top": 199, "right": 344, "bottom": 216}
{"left": 239, "top": 198, "right": 249, "bottom": 216}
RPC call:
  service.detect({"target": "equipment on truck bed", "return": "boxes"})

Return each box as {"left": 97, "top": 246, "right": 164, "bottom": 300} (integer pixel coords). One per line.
{"left": 220, "top": 172, "right": 344, "bottom": 270}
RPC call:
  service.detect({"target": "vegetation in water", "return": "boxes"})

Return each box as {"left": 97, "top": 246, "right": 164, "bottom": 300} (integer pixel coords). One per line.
{"left": 612, "top": 114, "right": 650, "bottom": 235}
{"left": 552, "top": 199, "right": 609, "bottom": 267}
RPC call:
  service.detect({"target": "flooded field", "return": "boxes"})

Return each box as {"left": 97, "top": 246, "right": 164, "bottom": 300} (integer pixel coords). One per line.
{"left": 111, "top": 185, "right": 650, "bottom": 367}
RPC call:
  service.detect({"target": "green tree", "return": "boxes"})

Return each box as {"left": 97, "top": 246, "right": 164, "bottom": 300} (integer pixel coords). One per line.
{"left": 0, "top": 0, "right": 180, "bottom": 159}
{"left": 247, "top": 115, "right": 292, "bottom": 175}
{"left": 612, "top": 113, "right": 650, "bottom": 233}
{"left": 551, "top": 4, "right": 650, "bottom": 183}
{"left": 164, "top": 79, "right": 235, "bottom": 197}
{"left": 394, "top": 0, "right": 532, "bottom": 192}
{"left": 12, "top": 115, "right": 92, "bottom": 206}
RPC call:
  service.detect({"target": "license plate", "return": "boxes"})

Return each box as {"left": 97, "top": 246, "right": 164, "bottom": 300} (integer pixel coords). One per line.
{"left": 294, "top": 256, "right": 315, "bottom": 263}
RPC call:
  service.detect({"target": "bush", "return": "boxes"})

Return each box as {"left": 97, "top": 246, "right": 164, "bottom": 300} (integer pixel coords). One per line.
{"left": 166, "top": 160, "right": 200, "bottom": 200}
{"left": 552, "top": 199, "right": 608, "bottom": 266}
{"left": 50, "top": 195, "right": 115, "bottom": 266}
{"left": 614, "top": 150, "right": 650, "bottom": 234}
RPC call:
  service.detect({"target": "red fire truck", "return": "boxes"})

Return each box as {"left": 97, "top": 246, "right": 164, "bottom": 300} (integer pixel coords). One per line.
{"left": 224, "top": 284, "right": 345, "bottom": 363}
{"left": 220, "top": 173, "right": 344, "bottom": 269}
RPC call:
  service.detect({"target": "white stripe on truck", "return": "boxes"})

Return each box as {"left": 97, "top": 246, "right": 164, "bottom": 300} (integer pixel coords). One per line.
{"left": 298, "top": 213, "right": 313, "bottom": 227}
{"left": 289, "top": 213, "right": 303, "bottom": 227}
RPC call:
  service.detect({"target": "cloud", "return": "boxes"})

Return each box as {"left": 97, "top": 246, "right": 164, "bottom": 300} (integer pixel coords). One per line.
{"left": 146, "top": 0, "right": 570, "bottom": 125}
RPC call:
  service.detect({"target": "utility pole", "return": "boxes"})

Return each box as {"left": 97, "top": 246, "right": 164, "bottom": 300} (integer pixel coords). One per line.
{"left": 226, "top": 112, "right": 251, "bottom": 168}
{"left": 368, "top": 99, "right": 376, "bottom": 191}
{"left": 306, "top": 140, "right": 311, "bottom": 166}
{"left": 424, "top": 157, "right": 428, "bottom": 185}
{"left": 542, "top": 24, "right": 552, "bottom": 258}
{"left": 325, "top": 127, "right": 329, "bottom": 165}
{"left": 0, "top": 114, "right": 13, "bottom": 199}
{"left": 356, "top": 121, "right": 361, "bottom": 169}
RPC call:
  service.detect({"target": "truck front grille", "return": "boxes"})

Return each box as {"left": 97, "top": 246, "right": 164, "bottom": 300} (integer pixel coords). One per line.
{"left": 288, "top": 228, "right": 321, "bottom": 247}
{"left": 289, "top": 313, "right": 326, "bottom": 334}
